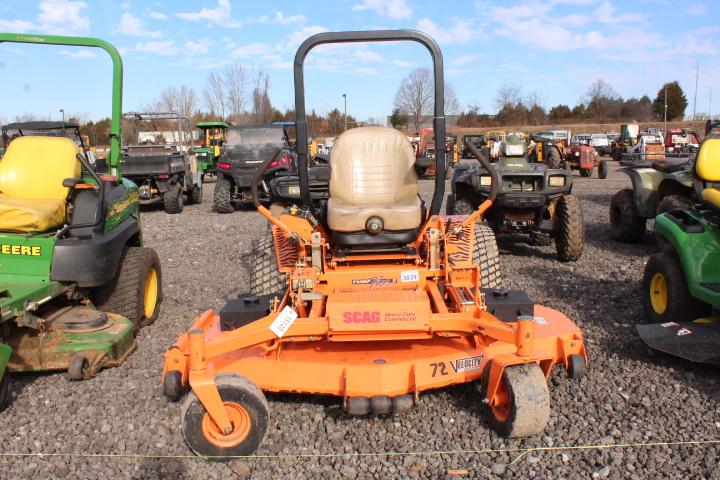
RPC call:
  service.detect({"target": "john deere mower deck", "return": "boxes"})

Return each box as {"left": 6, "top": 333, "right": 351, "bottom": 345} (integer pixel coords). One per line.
{"left": 0, "top": 33, "right": 162, "bottom": 408}
{"left": 162, "top": 30, "right": 587, "bottom": 459}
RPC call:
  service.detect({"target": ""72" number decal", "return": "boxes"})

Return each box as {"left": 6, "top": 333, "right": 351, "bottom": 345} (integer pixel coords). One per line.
{"left": 430, "top": 362, "right": 448, "bottom": 377}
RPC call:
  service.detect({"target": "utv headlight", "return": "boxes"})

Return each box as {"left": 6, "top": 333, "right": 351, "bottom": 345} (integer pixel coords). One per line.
{"left": 549, "top": 175, "right": 566, "bottom": 187}
{"left": 574, "top": 151, "right": 580, "bottom": 157}
{"left": 288, "top": 185, "right": 301, "bottom": 196}
{"left": 480, "top": 175, "right": 492, "bottom": 186}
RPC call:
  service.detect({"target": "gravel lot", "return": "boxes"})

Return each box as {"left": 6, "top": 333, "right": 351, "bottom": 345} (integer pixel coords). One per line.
{"left": 1, "top": 162, "right": 719, "bottom": 479}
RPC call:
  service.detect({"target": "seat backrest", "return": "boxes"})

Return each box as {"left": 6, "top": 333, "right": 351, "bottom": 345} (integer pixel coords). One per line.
{"left": 329, "top": 126, "right": 417, "bottom": 205}
{"left": 696, "top": 136, "right": 720, "bottom": 182}
{"left": 0, "top": 136, "right": 81, "bottom": 200}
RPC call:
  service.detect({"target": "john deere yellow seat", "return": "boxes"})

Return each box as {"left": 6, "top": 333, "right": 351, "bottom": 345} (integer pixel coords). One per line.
{"left": 695, "top": 137, "right": 720, "bottom": 209}
{"left": 0, "top": 136, "right": 81, "bottom": 232}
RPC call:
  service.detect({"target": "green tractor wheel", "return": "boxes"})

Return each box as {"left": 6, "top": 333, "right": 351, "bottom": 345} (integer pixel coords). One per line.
{"left": 92, "top": 247, "right": 163, "bottom": 329}
{"left": 641, "top": 252, "right": 711, "bottom": 324}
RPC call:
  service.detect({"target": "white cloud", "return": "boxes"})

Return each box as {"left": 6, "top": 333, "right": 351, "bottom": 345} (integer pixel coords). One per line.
{"left": 185, "top": 39, "right": 213, "bottom": 54}
{"left": 355, "top": 49, "right": 383, "bottom": 62}
{"left": 286, "top": 25, "right": 329, "bottom": 49}
{"left": 416, "top": 18, "right": 475, "bottom": 44}
{"left": 352, "top": 0, "right": 413, "bottom": 20}
{"left": 258, "top": 11, "right": 307, "bottom": 25}
{"left": 394, "top": 59, "right": 414, "bottom": 67}
{"left": 453, "top": 53, "right": 484, "bottom": 66}
{"left": 133, "top": 40, "right": 179, "bottom": 56}
{"left": 148, "top": 11, "right": 168, "bottom": 20}
{"left": 119, "top": 12, "right": 161, "bottom": 37}
{"left": 0, "top": 19, "right": 35, "bottom": 32}
{"left": 176, "top": 0, "right": 240, "bottom": 26}
{"left": 592, "top": 1, "right": 643, "bottom": 24}
{"left": 356, "top": 67, "right": 377, "bottom": 75}
{"left": 231, "top": 42, "right": 269, "bottom": 59}
{"left": 37, "top": 0, "right": 90, "bottom": 35}
{"left": 59, "top": 49, "right": 96, "bottom": 59}
{"left": 687, "top": 3, "right": 706, "bottom": 15}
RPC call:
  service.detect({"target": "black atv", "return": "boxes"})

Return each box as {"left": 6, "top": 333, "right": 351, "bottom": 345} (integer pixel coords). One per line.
{"left": 448, "top": 136, "right": 584, "bottom": 262}
{"left": 213, "top": 124, "right": 296, "bottom": 213}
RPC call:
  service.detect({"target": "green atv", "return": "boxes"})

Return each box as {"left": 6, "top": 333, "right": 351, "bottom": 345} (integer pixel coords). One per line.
{"left": 193, "top": 121, "right": 229, "bottom": 177}
{"left": 638, "top": 127, "right": 720, "bottom": 364}
{"left": 448, "top": 135, "right": 583, "bottom": 262}
{"left": 0, "top": 33, "right": 162, "bottom": 409}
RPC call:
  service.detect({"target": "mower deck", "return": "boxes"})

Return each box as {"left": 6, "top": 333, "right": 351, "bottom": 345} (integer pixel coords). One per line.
{"left": 637, "top": 319, "right": 720, "bottom": 365}
{"left": 6, "top": 310, "right": 135, "bottom": 374}
{"left": 170, "top": 304, "right": 582, "bottom": 399}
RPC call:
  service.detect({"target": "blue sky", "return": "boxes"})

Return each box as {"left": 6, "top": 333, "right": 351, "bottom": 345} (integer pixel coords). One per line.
{"left": 1, "top": 0, "right": 718, "bottom": 124}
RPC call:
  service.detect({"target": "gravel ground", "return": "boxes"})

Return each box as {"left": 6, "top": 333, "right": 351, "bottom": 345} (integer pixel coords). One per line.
{"left": 1, "top": 162, "right": 719, "bottom": 479}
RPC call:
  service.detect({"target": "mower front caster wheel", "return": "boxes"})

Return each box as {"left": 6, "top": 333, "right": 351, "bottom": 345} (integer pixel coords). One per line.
{"left": 181, "top": 374, "right": 269, "bottom": 459}
{"left": 566, "top": 354, "right": 586, "bottom": 380}
{"left": 163, "top": 370, "right": 187, "bottom": 402}
{"left": 68, "top": 355, "right": 89, "bottom": 381}
{"left": 486, "top": 363, "right": 550, "bottom": 438}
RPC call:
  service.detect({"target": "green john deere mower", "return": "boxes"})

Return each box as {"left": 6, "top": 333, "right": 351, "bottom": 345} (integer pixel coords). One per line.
{"left": 639, "top": 122, "right": 720, "bottom": 364}
{"left": 0, "top": 33, "right": 162, "bottom": 409}
{"left": 193, "top": 121, "right": 229, "bottom": 176}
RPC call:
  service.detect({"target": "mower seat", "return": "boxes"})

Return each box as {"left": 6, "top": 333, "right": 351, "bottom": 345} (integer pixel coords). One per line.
{"left": 327, "top": 127, "right": 421, "bottom": 245}
{"left": 0, "top": 136, "right": 81, "bottom": 232}
{"left": 694, "top": 137, "right": 720, "bottom": 211}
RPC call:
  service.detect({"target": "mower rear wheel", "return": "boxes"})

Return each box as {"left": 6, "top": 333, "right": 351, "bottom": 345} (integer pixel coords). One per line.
{"left": 451, "top": 196, "right": 475, "bottom": 216}
{"left": 163, "top": 182, "right": 184, "bottom": 214}
{"left": 92, "top": 247, "right": 163, "bottom": 329}
{"left": 249, "top": 235, "right": 287, "bottom": 296}
{"left": 641, "top": 252, "right": 711, "bottom": 324}
{"left": 473, "top": 224, "right": 502, "bottom": 288}
{"left": 213, "top": 177, "right": 235, "bottom": 214}
{"left": 182, "top": 374, "right": 269, "bottom": 459}
{"left": 555, "top": 195, "right": 584, "bottom": 262}
{"left": 610, "top": 189, "right": 646, "bottom": 243}
{"left": 598, "top": 160, "right": 608, "bottom": 179}
{"left": 486, "top": 363, "right": 550, "bottom": 438}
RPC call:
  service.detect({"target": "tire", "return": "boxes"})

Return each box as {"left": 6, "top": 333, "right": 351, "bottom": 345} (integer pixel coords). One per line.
{"left": 567, "top": 354, "right": 586, "bottom": 380}
{"left": 163, "top": 182, "right": 184, "bottom": 214}
{"left": 598, "top": 160, "right": 608, "bottom": 179}
{"left": 546, "top": 146, "right": 562, "bottom": 169}
{"left": 249, "top": 235, "right": 287, "bottom": 296}
{"left": 68, "top": 354, "right": 89, "bottom": 381}
{"left": 213, "top": 176, "right": 234, "bottom": 214}
{"left": 92, "top": 247, "right": 163, "bottom": 329}
{"left": 181, "top": 374, "right": 269, "bottom": 459}
{"left": 612, "top": 149, "right": 622, "bottom": 162}
{"left": 579, "top": 168, "right": 592, "bottom": 177}
{"left": 188, "top": 183, "right": 203, "bottom": 205}
{"left": 609, "top": 189, "right": 646, "bottom": 243}
{"left": 555, "top": 195, "right": 584, "bottom": 262}
{"left": 562, "top": 161, "right": 571, "bottom": 172}
{"left": 641, "top": 251, "right": 711, "bottom": 324}
{"left": 473, "top": 224, "right": 502, "bottom": 288}
{"left": 445, "top": 194, "right": 456, "bottom": 215}
{"left": 485, "top": 363, "right": 550, "bottom": 438}
{"left": 163, "top": 370, "right": 187, "bottom": 402}
{"left": 452, "top": 196, "right": 475, "bottom": 216}
{"left": 0, "top": 370, "right": 10, "bottom": 412}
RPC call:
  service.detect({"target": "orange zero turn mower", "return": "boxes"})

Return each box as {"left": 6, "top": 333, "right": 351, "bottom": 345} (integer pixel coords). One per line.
{"left": 162, "top": 30, "right": 588, "bottom": 459}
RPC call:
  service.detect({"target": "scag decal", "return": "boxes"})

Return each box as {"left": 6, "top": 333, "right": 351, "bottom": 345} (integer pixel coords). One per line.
{"left": 0, "top": 245, "right": 41, "bottom": 256}
{"left": 343, "top": 311, "right": 381, "bottom": 323}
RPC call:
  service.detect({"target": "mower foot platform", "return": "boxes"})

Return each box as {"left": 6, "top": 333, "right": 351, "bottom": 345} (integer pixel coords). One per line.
{"left": 637, "top": 319, "right": 720, "bottom": 365}
{"left": 5, "top": 308, "right": 136, "bottom": 378}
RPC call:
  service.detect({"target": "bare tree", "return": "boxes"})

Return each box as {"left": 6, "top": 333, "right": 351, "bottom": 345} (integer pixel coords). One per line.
{"left": 524, "top": 91, "right": 546, "bottom": 125}
{"left": 224, "top": 64, "right": 247, "bottom": 124}
{"left": 203, "top": 71, "right": 226, "bottom": 119}
{"left": 495, "top": 84, "right": 523, "bottom": 111}
{"left": 584, "top": 79, "right": 622, "bottom": 121}
{"left": 251, "top": 71, "right": 273, "bottom": 124}
{"left": 445, "top": 84, "right": 461, "bottom": 126}
{"left": 393, "top": 68, "right": 433, "bottom": 130}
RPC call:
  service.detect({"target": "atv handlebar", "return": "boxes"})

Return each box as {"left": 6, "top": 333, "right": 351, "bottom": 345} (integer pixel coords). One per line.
{"left": 464, "top": 141, "right": 499, "bottom": 202}
{"left": 250, "top": 148, "right": 282, "bottom": 207}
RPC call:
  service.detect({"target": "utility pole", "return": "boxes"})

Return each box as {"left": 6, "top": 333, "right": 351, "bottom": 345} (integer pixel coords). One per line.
{"left": 692, "top": 61, "right": 699, "bottom": 120}
{"left": 342, "top": 93, "right": 347, "bottom": 131}
{"left": 664, "top": 86, "right": 667, "bottom": 135}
